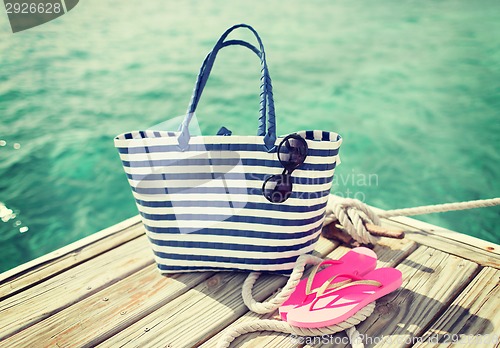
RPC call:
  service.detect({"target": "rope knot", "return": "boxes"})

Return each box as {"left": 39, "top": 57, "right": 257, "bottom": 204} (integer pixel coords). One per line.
{"left": 216, "top": 195, "right": 500, "bottom": 348}
{"left": 324, "top": 197, "right": 381, "bottom": 245}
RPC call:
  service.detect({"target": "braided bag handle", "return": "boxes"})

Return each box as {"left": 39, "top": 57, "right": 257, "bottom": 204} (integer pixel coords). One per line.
{"left": 178, "top": 24, "right": 276, "bottom": 150}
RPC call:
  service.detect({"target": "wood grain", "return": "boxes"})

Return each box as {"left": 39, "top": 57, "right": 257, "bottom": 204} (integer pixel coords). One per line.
{"left": 0, "top": 235, "right": 153, "bottom": 340}
{"left": 200, "top": 237, "right": 417, "bottom": 348}
{"left": 380, "top": 215, "right": 500, "bottom": 269}
{"left": 1, "top": 203, "right": 499, "bottom": 348}
{"left": 96, "top": 237, "right": 339, "bottom": 348}
{"left": 0, "top": 216, "right": 144, "bottom": 300}
{"left": 317, "top": 246, "right": 480, "bottom": 348}
{"left": 1, "top": 265, "right": 214, "bottom": 348}
{"left": 414, "top": 266, "right": 500, "bottom": 348}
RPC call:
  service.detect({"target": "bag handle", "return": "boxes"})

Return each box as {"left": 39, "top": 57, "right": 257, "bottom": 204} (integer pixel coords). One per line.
{"left": 177, "top": 24, "right": 277, "bottom": 151}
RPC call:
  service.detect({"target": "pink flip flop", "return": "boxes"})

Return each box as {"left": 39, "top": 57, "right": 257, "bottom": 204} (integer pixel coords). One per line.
{"left": 279, "top": 247, "right": 377, "bottom": 321}
{"left": 285, "top": 267, "right": 403, "bottom": 328}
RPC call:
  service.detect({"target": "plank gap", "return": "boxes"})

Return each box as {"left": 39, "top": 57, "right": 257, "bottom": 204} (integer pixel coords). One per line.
{"left": 0, "top": 236, "right": 153, "bottom": 341}
{"left": 0, "top": 231, "right": 145, "bottom": 302}
{"left": 409, "top": 265, "right": 483, "bottom": 346}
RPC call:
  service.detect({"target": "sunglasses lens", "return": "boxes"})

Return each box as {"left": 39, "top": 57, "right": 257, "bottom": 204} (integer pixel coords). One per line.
{"left": 278, "top": 136, "right": 307, "bottom": 170}
{"left": 262, "top": 175, "right": 292, "bottom": 203}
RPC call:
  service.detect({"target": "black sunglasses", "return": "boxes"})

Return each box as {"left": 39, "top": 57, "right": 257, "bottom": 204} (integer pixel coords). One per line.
{"left": 262, "top": 134, "right": 308, "bottom": 203}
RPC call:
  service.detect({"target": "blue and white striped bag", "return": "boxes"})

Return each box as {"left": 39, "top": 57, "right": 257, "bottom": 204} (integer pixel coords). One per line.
{"left": 115, "top": 24, "right": 342, "bottom": 274}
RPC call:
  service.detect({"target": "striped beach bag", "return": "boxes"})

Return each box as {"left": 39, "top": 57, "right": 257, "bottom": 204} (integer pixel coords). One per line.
{"left": 114, "top": 24, "right": 342, "bottom": 274}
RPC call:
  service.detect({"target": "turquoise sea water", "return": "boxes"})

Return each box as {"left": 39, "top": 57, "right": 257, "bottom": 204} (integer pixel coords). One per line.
{"left": 0, "top": 0, "right": 499, "bottom": 273}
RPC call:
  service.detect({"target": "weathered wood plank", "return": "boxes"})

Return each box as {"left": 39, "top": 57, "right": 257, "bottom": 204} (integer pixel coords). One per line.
{"left": 380, "top": 215, "right": 500, "bottom": 269}
{"left": 312, "top": 246, "right": 480, "bottom": 348}
{"left": 1, "top": 265, "right": 214, "bottom": 348}
{"left": 201, "top": 237, "right": 417, "bottom": 348}
{"left": 0, "top": 235, "right": 153, "bottom": 340}
{"left": 1, "top": 201, "right": 497, "bottom": 348}
{"left": 414, "top": 266, "right": 500, "bottom": 348}
{"left": 388, "top": 215, "right": 500, "bottom": 257}
{"left": 0, "top": 215, "right": 144, "bottom": 300}
{"left": 97, "top": 236, "right": 339, "bottom": 348}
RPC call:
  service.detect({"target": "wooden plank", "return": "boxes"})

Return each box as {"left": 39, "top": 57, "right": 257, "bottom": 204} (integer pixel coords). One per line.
{"left": 310, "top": 246, "right": 480, "bottom": 348}
{"left": 0, "top": 215, "right": 144, "bottom": 300}
{"left": 97, "top": 236, "right": 339, "bottom": 348}
{"left": 0, "top": 235, "right": 153, "bottom": 340}
{"left": 380, "top": 215, "right": 500, "bottom": 268}
{"left": 1, "top": 265, "right": 214, "bottom": 348}
{"left": 390, "top": 215, "right": 500, "bottom": 256}
{"left": 366, "top": 202, "right": 500, "bottom": 256}
{"left": 414, "top": 267, "right": 500, "bottom": 347}
{"left": 201, "top": 237, "right": 417, "bottom": 348}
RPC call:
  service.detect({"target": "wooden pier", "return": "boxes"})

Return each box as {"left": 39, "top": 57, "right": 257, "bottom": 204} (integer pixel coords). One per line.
{"left": 0, "top": 199, "right": 499, "bottom": 347}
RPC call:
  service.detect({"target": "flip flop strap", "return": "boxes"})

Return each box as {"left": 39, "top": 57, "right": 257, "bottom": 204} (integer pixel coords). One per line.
{"left": 304, "top": 260, "right": 343, "bottom": 295}
{"left": 316, "top": 279, "right": 382, "bottom": 299}
{"left": 312, "top": 273, "right": 363, "bottom": 298}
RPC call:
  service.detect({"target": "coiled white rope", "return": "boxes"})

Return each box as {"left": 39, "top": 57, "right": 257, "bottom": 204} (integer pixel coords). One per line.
{"left": 218, "top": 253, "right": 375, "bottom": 348}
{"left": 324, "top": 197, "right": 382, "bottom": 245}
{"left": 324, "top": 196, "right": 500, "bottom": 245}
{"left": 216, "top": 303, "right": 375, "bottom": 348}
{"left": 242, "top": 254, "right": 323, "bottom": 314}
{"left": 218, "top": 196, "right": 500, "bottom": 347}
